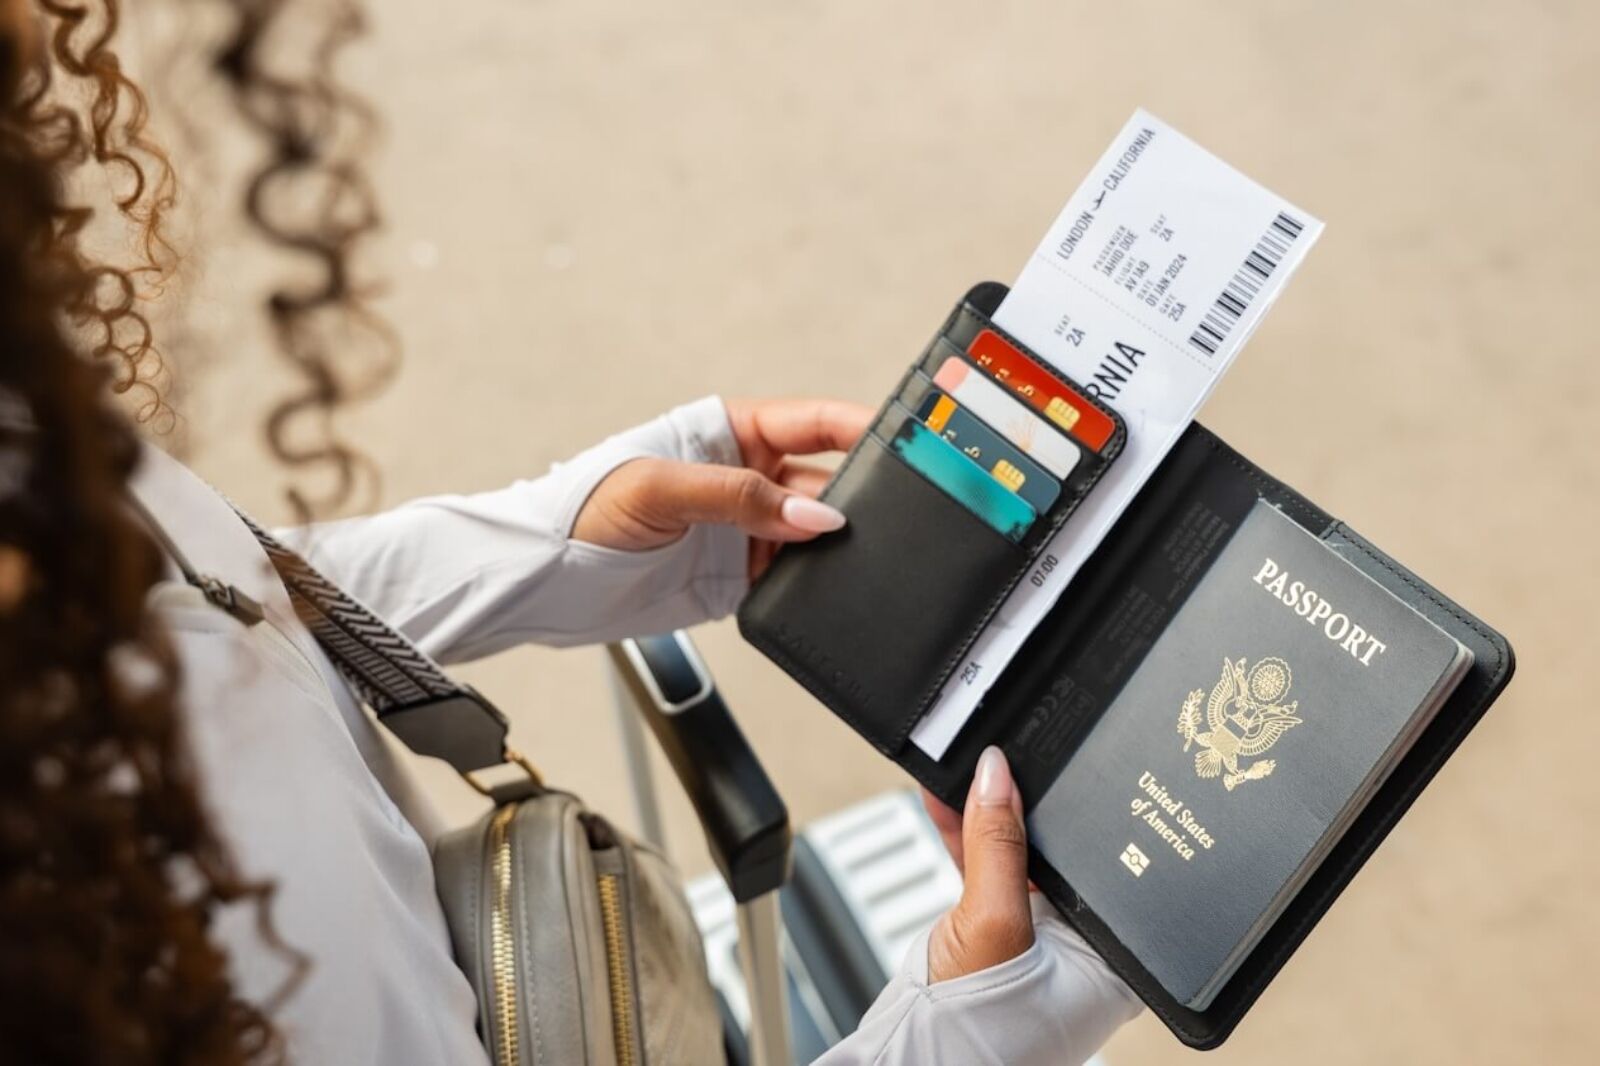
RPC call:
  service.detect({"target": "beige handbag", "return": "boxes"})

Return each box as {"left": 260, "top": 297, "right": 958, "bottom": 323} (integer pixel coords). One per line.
{"left": 229, "top": 514, "right": 725, "bottom": 1065}
{"left": 433, "top": 787, "right": 721, "bottom": 1065}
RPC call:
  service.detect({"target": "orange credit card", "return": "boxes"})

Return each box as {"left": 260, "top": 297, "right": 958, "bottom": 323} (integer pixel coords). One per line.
{"left": 966, "top": 329, "right": 1116, "bottom": 451}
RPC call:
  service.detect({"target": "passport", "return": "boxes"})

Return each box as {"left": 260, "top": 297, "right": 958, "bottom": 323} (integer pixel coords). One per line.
{"left": 1027, "top": 501, "right": 1473, "bottom": 1009}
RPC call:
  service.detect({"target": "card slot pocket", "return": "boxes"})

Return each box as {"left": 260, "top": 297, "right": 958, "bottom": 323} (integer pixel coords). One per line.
{"left": 893, "top": 352, "right": 1112, "bottom": 557}
{"left": 887, "top": 377, "right": 1070, "bottom": 524}
{"left": 891, "top": 368, "right": 939, "bottom": 415}
{"left": 917, "top": 339, "right": 1089, "bottom": 476}
{"left": 867, "top": 392, "right": 922, "bottom": 444}
{"left": 934, "top": 302, "right": 1126, "bottom": 458}
{"left": 870, "top": 400, "right": 1038, "bottom": 545}
{"left": 897, "top": 363, "right": 1070, "bottom": 460}
{"left": 737, "top": 432, "right": 1026, "bottom": 755}
{"left": 941, "top": 301, "right": 1000, "bottom": 352}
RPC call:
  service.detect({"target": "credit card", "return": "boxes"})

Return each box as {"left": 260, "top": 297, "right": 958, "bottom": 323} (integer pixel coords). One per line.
{"left": 967, "top": 329, "right": 1116, "bottom": 451}
{"left": 931, "top": 357, "right": 1082, "bottom": 480}
{"left": 889, "top": 417, "right": 1037, "bottom": 542}
{"left": 916, "top": 390, "right": 1062, "bottom": 515}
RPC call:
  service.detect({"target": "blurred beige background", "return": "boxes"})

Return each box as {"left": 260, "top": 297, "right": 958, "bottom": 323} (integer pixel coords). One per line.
{"left": 128, "top": 0, "right": 1593, "bottom": 1061}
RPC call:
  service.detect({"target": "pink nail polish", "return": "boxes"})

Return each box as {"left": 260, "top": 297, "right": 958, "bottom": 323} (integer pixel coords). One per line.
{"left": 781, "top": 495, "right": 846, "bottom": 533}
{"left": 974, "top": 746, "right": 1011, "bottom": 806}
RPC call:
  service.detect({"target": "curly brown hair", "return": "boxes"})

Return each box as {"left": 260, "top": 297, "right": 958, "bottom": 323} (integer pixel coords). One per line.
{"left": 1, "top": 0, "right": 388, "bottom": 1060}
{"left": 215, "top": 0, "right": 395, "bottom": 519}
{"left": 30, "top": 0, "right": 178, "bottom": 429}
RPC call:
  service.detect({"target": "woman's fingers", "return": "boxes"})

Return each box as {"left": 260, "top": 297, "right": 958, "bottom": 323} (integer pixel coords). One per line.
{"left": 776, "top": 461, "right": 833, "bottom": 499}
{"left": 927, "top": 747, "right": 1036, "bottom": 983}
{"left": 747, "top": 538, "right": 780, "bottom": 582}
{"left": 573, "top": 399, "right": 866, "bottom": 555}
{"left": 726, "top": 397, "right": 873, "bottom": 463}
{"left": 921, "top": 787, "right": 966, "bottom": 874}
{"left": 635, "top": 459, "right": 845, "bottom": 542}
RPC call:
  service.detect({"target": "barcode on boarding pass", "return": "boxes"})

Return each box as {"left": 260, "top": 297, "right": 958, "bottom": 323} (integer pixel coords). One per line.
{"left": 1187, "top": 211, "right": 1305, "bottom": 356}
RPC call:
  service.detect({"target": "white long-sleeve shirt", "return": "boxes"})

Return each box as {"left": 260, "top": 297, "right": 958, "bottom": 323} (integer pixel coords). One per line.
{"left": 131, "top": 396, "right": 1137, "bottom": 1065}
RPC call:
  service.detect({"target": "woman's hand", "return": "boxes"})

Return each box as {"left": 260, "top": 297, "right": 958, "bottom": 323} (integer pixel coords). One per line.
{"left": 572, "top": 397, "right": 873, "bottom": 578}
{"left": 922, "top": 747, "right": 1037, "bottom": 982}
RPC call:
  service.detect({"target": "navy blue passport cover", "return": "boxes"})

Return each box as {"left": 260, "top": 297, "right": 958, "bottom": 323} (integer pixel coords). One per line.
{"left": 1030, "top": 501, "right": 1468, "bottom": 1009}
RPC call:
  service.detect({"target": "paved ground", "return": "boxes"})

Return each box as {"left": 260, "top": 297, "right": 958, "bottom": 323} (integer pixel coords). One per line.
{"left": 144, "top": 1, "right": 1594, "bottom": 1061}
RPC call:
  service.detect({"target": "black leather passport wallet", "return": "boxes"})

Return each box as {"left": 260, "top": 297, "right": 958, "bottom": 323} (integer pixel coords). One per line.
{"left": 737, "top": 282, "right": 1515, "bottom": 1047}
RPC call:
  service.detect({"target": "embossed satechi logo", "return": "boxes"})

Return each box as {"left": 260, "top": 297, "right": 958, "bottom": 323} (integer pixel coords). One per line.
{"left": 772, "top": 621, "right": 872, "bottom": 711}
{"left": 1177, "top": 656, "right": 1303, "bottom": 791}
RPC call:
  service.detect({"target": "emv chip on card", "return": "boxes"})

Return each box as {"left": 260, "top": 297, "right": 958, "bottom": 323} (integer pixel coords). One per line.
{"left": 916, "top": 389, "right": 1062, "bottom": 515}
{"left": 932, "top": 357, "right": 1082, "bottom": 480}
{"left": 889, "top": 418, "right": 1037, "bottom": 543}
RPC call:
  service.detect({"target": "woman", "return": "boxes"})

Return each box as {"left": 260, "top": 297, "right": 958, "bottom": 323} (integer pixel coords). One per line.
{"left": 0, "top": 1, "right": 1139, "bottom": 1062}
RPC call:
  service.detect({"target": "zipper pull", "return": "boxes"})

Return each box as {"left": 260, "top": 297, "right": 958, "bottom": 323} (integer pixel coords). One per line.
{"left": 198, "top": 575, "right": 265, "bottom": 626}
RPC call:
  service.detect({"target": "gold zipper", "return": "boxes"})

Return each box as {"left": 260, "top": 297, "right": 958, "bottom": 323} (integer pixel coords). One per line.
{"left": 487, "top": 804, "right": 520, "bottom": 1066}
{"left": 596, "top": 872, "right": 638, "bottom": 1066}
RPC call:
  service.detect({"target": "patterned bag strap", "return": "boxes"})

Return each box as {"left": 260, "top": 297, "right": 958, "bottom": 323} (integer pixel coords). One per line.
{"left": 233, "top": 512, "right": 544, "bottom": 784}
{"left": 233, "top": 511, "right": 461, "bottom": 711}
{"left": 228, "top": 509, "right": 542, "bottom": 784}
{"left": 126, "top": 484, "right": 538, "bottom": 784}
{"left": 115, "top": 494, "right": 528, "bottom": 792}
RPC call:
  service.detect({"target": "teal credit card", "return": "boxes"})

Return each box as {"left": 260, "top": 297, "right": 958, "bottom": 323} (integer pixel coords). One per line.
{"left": 915, "top": 387, "right": 1063, "bottom": 515}
{"left": 889, "top": 417, "right": 1038, "bottom": 542}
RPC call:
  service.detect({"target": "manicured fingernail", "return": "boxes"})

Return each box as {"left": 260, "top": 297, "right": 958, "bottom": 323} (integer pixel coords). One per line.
{"left": 781, "top": 495, "right": 846, "bottom": 533}
{"left": 974, "top": 746, "right": 1012, "bottom": 806}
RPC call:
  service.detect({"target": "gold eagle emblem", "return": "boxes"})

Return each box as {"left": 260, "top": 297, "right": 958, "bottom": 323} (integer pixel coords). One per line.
{"left": 1177, "top": 656, "right": 1302, "bottom": 791}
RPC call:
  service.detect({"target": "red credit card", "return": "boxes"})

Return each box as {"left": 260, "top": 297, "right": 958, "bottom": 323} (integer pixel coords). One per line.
{"left": 966, "top": 329, "right": 1115, "bottom": 451}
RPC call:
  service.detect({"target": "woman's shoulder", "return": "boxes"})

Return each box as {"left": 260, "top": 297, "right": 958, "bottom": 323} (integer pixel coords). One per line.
{"left": 130, "top": 442, "right": 297, "bottom": 616}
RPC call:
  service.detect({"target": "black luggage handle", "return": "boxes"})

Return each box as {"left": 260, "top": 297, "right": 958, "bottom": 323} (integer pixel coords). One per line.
{"left": 606, "top": 633, "right": 791, "bottom": 903}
